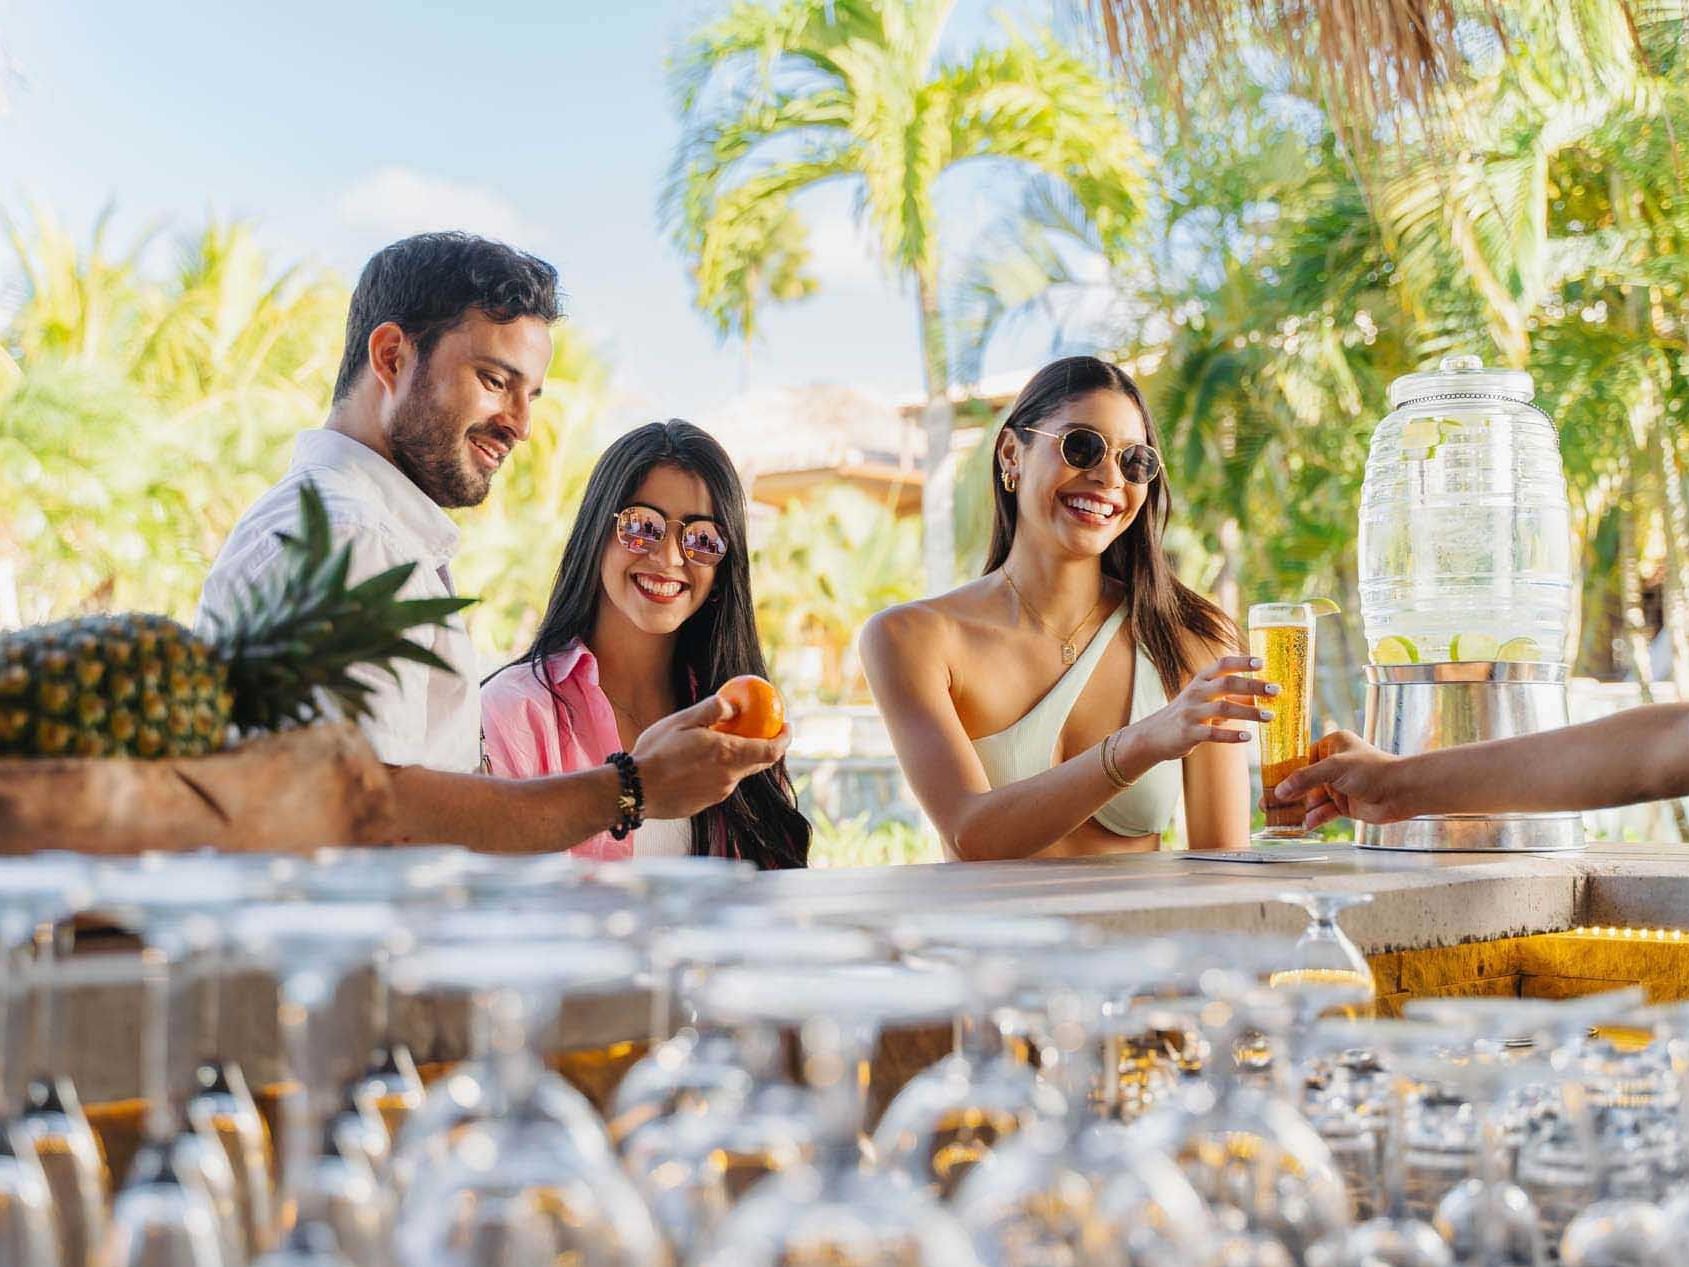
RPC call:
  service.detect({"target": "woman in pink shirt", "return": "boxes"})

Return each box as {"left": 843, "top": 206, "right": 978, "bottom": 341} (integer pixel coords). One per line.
{"left": 480, "top": 420, "right": 810, "bottom": 866}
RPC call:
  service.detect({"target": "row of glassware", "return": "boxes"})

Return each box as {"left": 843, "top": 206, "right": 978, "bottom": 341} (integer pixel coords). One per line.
{"left": 0, "top": 847, "right": 1683, "bottom": 1267}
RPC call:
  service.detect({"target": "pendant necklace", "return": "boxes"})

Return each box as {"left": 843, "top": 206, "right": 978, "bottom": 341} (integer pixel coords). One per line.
{"left": 1002, "top": 569, "right": 1106, "bottom": 666}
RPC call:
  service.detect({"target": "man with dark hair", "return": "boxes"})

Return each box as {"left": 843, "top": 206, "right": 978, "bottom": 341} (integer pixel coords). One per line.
{"left": 199, "top": 233, "right": 786, "bottom": 852}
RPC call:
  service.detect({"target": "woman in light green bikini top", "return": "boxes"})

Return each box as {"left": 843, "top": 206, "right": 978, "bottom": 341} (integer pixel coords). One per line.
{"left": 862, "top": 356, "right": 1275, "bottom": 860}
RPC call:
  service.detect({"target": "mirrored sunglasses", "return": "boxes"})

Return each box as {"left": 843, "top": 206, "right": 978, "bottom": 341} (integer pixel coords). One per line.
{"left": 611, "top": 506, "right": 729, "bottom": 566}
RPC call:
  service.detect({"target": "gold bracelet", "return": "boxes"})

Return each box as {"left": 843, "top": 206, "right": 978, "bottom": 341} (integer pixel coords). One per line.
{"left": 1101, "top": 731, "right": 1137, "bottom": 790}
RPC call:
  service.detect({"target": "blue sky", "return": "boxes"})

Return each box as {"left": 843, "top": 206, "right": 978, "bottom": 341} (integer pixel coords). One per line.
{"left": 0, "top": 0, "right": 1064, "bottom": 421}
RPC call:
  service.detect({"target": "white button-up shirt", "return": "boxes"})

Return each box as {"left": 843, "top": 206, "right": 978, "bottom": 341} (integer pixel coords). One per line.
{"left": 196, "top": 429, "right": 481, "bottom": 772}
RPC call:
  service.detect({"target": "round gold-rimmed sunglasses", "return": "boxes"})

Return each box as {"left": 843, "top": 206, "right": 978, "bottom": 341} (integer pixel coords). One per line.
{"left": 611, "top": 505, "right": 730, "bottom": 566}
{"left": 1021, "top": 426, "right": 1162, "bottom": 484}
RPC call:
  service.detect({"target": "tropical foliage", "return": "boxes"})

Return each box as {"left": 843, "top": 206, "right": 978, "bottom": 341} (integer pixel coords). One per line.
{"left": 664, "top": 0, "right": 1151, "bottom": 593}
{"left": 950, "top": 1, "right": 1689, "bottom": 734}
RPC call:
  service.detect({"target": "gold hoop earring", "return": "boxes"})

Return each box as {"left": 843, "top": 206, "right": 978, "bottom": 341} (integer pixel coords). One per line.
{"left": 1001, "top": 470, "right": 1017, "bottom": 494}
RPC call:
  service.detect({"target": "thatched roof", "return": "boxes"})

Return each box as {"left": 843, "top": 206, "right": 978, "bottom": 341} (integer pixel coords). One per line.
{"left": 1087, "top": 1, "right": 1646, "bottom": 126}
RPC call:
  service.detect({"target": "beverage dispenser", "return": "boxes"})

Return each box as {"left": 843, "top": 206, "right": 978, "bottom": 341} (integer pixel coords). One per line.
{"left": 1355, "top": 355, "right": 1582, "bottom": 851}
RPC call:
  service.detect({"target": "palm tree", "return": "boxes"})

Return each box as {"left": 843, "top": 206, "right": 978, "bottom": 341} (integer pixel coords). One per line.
{"left": 1, "top": 207, "right": 347, "bottom": 620}
{"left": 665, "top": 0, "right": 1152, "bottom": 592}
{"left": 690, "top": 197, "right": 820, "bottom": 389}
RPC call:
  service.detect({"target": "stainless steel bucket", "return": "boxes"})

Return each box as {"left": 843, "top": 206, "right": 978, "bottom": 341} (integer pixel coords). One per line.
{"left": 1356, "top": 661, "right": 1584, "bottom": 852}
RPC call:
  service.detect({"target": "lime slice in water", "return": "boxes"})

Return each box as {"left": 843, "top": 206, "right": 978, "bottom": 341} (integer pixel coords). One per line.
{"left": 1372, "top": 635, "right": 1420, "bottom": 664}
{"left": 1449, "top": 632, "right": 1500, "bottom": 661}
{"left": 1304, "top": 597, "right": 1341, "bottom": 618}
{"left": 1497, "top": 636, "right": 1545, "bottom": 662}
{"left": 1399, "top": 419, "right": 1439, "bottom": 449}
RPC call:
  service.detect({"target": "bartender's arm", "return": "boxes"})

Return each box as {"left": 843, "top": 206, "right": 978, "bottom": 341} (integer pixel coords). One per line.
{"left": 390, "top": 695, "right": 788, "bottom": 852}
{"left": 1276, "top": 704, "right": 1689, "bottom": 831}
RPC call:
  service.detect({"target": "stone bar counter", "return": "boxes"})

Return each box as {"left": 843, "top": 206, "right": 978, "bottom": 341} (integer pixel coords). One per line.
{"left": 43, "top": 841, "right": 1689, "bottom": 1132}
{"left": 28, "top": 840, "right": 1689, "bottom": 1191}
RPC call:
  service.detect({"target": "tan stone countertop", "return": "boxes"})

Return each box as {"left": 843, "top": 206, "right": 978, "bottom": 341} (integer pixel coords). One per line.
{"left": 759, "top": 841, "right": 1689, "bottom": 954}
{"left": 49, "top": 841, "right": 1689, "bottom": 1102}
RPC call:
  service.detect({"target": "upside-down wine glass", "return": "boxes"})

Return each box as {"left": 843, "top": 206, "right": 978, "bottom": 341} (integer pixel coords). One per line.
{"left": 94, "top": 856, "right": 258, "bottom": 1267}
{"left": 231, "top": 901, "right": 409, "bottom": 1267}
{"left": 300, "top": 847, "right": 471, "bottom": 1183}
{"left": 1303, "top": 1019, "right": 1456, "bottom": 1267}
{"left": 950, "top": 938, "right": 1218, "bottom": 1267}
{"left": 95, "top": 926, "right": 230, "bottom": 1267}
{"left": 390, "top": 938, "right": 666, "bottom": 1267}
{"left": 1401, "top": 996, "right": 1581, "bottom": 1267}
{"left": 0, "top": 855, "right": 93, "bottom": 1267}
{"left": 689, "top": 962, "right": 981, "bottom": 1267}
{"left": 616, "top": 923, "right": 880, "bottom": 1258}
{"left": 1271, "top": 890, "right": 1382, "bottom": 1218}
{"left": 873, "top": 914, "right": 1073, "bottom": 1201}
{"left": 1127, "top": 932, "right": 1352, "bottom": 1263}
{"left": 1551, "top": 994, "right": 1672, "bottom": 1267}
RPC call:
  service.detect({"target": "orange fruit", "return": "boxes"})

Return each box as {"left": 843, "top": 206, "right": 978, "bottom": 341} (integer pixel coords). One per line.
{"left": 713, "top": 675, "right": 786, "bottom": 740}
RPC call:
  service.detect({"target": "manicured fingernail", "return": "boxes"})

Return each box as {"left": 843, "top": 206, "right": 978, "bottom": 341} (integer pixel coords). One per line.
{"left": 1265, "top": 683, "right": 1281, "bottom": 695}
{"left": 1250, "top": 657, "right": 1263, "bottom": 669}
{"left": 1260, "top": 708, "right": 1275, "bottom": 721}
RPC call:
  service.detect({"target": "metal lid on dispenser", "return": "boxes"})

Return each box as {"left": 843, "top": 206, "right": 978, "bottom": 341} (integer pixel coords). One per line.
{"left": 1387, "top": 354, "right": 1535, "bottom": 409}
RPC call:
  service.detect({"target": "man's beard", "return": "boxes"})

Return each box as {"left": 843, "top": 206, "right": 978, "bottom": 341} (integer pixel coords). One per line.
{"left": 389, "top": 380, "right": 495, "bottom": 509}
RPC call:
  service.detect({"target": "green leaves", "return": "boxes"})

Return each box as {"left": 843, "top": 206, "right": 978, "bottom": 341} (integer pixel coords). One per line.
{"left": 664, "top": 0, "right": 1150, "bottom": 366}
{"left": 219, "top": 482, "right": 476, "bottom": 731}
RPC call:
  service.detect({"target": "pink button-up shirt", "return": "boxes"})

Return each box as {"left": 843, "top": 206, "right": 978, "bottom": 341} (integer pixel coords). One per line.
{"left": 480, "top": 642, "right": 638, "bottom": 860}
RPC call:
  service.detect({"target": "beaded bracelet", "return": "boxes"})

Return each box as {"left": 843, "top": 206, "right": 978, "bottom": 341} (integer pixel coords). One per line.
{"left": 606, "top": 751, "right": 645, "bottom": 840}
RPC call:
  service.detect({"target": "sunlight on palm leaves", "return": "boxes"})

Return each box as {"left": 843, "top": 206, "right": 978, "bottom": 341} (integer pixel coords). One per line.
{"left": 665, "top": 0, "right": 1151, "bottom": 591}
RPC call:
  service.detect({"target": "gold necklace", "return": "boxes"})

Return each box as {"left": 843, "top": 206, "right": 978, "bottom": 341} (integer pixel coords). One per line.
{"left": 1002, "top": 569, "right": 1107, "bottom": 666}
{"left": 599, "top": 681, "right": 664, "bottom": 735}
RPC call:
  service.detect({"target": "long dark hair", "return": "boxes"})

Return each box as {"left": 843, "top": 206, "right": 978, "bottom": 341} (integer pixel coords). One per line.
{"left": 510, "top": 420, "right": 810, "bottom": 869}
{"left": 985, "top": 356, "right": 1239, "bottom": 695}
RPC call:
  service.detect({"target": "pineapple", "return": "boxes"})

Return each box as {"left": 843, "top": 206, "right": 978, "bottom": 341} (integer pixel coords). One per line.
{"left": 0, "top": 482, "right": 473, "bottom": 759}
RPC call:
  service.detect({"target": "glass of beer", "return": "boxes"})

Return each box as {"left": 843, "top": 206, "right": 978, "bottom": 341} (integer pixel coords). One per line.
{"left": 1248, "top": 602, "right": 1316, "bottom": 840}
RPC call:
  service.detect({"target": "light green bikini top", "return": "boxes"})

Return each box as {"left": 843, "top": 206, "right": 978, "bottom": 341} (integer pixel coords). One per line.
{"left": 970, "top": 603, "right": 1182, "bottom": 840}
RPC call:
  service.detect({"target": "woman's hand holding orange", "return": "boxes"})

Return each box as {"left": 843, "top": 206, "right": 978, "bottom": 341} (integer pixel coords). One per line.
{"left": 1128, "top": 654, "right": 1279, "bottom": 765}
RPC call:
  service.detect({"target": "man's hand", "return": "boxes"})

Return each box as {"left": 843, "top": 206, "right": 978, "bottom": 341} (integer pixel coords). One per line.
{"left": 632, "top": 695, "right": 791, "bottom": 820}
{"left": 1272, "top": 730, "right": 1408, "bottom": 831}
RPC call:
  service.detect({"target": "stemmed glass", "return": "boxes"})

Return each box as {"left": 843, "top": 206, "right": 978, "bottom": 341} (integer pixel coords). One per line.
{"left": 1304, "top": 1019, "right": 1456, "bottom": 1267}
{"left": 388, "top": 908, "right": 626, "bottom": 1203}
{"left": 298, "top": 847, "right": 470, "bottom": 1181}
{"left": 0, "top": 855, "right": 93, "bottom": 1267}
{"left": 1401, "top": 996, "right": 1581, "bottom": 1267}
{"left": 689, "top": 962, "right": 981, "bottom": 1267}
{"left": 1126, "top": 933, "right": 1352, "bottom": 1263}
{"left": 615, "top": 924, "right": 879, "bottom": 1257}
{"left": 1503, "top": 988, "right": 1650, "bottom": 1258}
{"left": 1548, "top": 995, "right": 1671, "bottom": 1267}
{"left": 94, "top": 856, "right": 260, "bottom": 1267}
{"left": 872, "top": 915, "right": 1072, "bottom": 1200}
{"left": 950, "top": 939, "right": 1217, "bottom": 1267}
{"left": 231, "top": 901, "right": 410, "bottom": 1267}
{"left": 20, "top": 891, "right": 110, "bottom": 1267}
{"left": 1272, "top": 890, "right": 1381, "bottom": 1215}
{"left": 612, "top": 923, "right": 875, "bottom": 1147}
{"left": 1643, "top": 1002, "right": 1689, "bottom": 1258}
{"left": 389, "top": 938, "right": 666, "bottom": 1267}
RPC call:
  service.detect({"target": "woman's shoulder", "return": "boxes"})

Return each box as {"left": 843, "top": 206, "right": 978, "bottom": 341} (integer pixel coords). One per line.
{"left": 862, "top": 579, "right": 999, "bottom": 660}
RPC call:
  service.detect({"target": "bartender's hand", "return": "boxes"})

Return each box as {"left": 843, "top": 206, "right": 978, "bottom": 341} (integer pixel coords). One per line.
{"left": 632, "top": 696, "right": 791, "bottom": 820}
{"left": 1273, "top": 730, "right": 1408, "bottom": 829}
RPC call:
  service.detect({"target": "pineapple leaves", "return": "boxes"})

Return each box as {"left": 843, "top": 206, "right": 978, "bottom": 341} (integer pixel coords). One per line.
{"left": 220, "top": 481, "right": 478, "bottom": 734}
